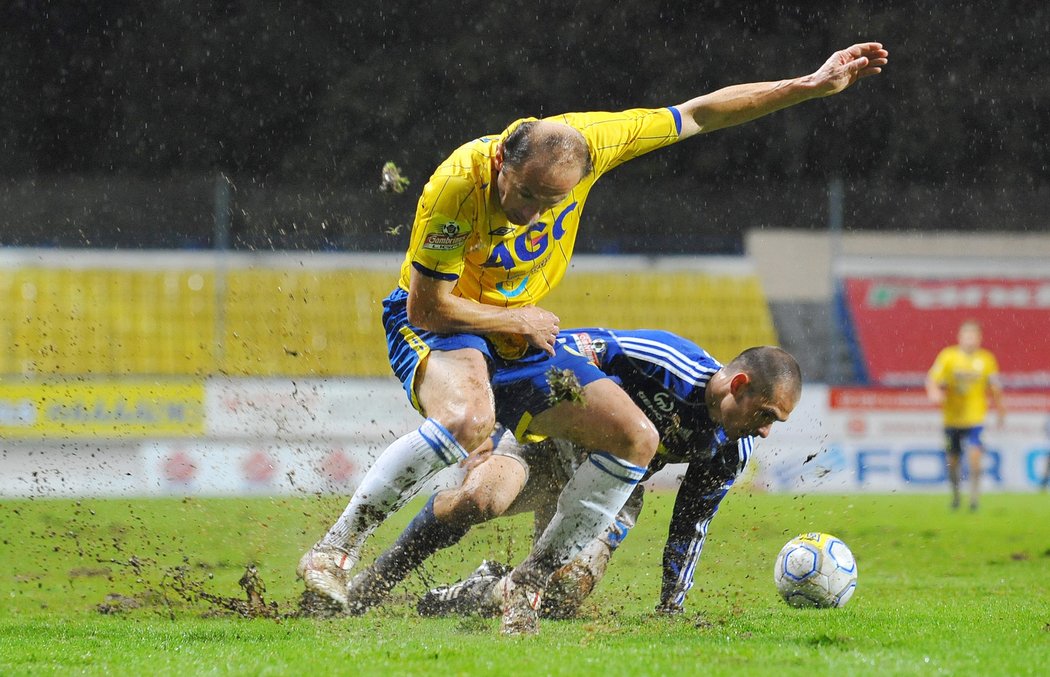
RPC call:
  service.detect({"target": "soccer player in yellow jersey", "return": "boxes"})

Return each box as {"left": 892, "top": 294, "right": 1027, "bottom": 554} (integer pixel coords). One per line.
{"left": 299, "top": 42, "right": 888, "bottom": 632}
{"left": 926, "top": 320, "right": 1006, "bottom": 511}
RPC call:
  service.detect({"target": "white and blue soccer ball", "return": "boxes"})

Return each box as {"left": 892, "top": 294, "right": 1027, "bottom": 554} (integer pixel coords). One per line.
{"left": 773, "top": 532, "right": 857, "bottom": 608}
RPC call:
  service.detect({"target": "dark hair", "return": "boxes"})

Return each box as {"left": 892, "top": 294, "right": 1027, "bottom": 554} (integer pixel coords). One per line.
{"left": 502, "top": 120, "right": 593, "bottom": 177}
{"left": 727, "top": 346, "right": 802, "bottom": 400}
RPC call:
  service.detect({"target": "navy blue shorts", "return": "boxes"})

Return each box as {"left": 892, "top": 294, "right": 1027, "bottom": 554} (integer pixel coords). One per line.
{"left": 491, "top": 332, "right": 613, "bottom": 441}
{"left": 383, "top": 287, "right": 610, "bottom": 430}
{"left": 944, "top": 426, "right": 984, "bottom": 456}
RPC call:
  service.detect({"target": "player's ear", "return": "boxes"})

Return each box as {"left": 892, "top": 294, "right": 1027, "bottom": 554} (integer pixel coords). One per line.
{"left": 729, "top": 372, "right": 751, "bottom": 397}
{"left": 493, "top": 142, "right": 505, "bottom": 171}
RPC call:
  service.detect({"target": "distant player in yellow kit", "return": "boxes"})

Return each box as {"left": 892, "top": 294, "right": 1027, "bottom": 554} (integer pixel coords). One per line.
{"left": 926, "top": 320, "right": 1006, "bottom": 511}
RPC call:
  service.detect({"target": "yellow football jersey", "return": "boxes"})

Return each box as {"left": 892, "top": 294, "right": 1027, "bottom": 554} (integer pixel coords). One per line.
{"left": 928, "top": 346, "right": 1001, "bottom": 427}
{"left": 397, "top": 108, "right": 681, "bottom": 308}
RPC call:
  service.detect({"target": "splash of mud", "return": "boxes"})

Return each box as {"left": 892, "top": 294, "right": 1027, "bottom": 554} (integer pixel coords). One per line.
{"left": 546, "top": 367, "right": 585, "bottom": 406}
{"left": 96, "top": 561, "right": 301, "bottom": 619}
{"left": 165, "top": 563, "right": 282, "bottom": 618}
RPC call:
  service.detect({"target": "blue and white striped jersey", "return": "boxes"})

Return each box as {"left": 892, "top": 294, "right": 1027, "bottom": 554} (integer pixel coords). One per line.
{"left": 560, "top": 329, "right": 754, "bottom": 612}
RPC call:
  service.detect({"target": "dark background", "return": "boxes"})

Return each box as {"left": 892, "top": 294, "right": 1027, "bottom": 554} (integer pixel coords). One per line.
{"left": 2, "top": 1, "right": 1047, "bottom": 252}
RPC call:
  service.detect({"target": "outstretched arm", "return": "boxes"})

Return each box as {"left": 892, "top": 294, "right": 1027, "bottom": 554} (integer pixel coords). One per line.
{"left": 658, "top": 457, "right": 736, "bottom": 613}
{"left": 675, "top": 42, "right": 889, "bottom": 140}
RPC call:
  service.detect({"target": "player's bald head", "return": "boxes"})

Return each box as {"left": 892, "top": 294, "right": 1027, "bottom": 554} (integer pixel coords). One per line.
{"left": 727, "top": 346, "right": 802, "bottom": 402}
{"left": 502, "top": 120, "right": 593, "bottom": 179}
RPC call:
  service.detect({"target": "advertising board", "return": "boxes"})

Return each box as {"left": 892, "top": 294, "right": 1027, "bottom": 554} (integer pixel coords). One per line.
{"left": 841, "top": 277, "right": 1050, "bottom": 387}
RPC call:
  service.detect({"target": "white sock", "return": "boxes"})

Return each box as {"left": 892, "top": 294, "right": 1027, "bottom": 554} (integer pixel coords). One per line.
{"left": 322, "top": 418, "right": 467, "bottom": 557}
{"left": 515, "top": 451, "right": 646, "bottom": 585}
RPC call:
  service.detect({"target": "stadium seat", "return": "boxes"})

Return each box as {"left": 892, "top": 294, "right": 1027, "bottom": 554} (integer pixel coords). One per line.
{"left": 0, "top": 262, "right": 775, "bottom": 377}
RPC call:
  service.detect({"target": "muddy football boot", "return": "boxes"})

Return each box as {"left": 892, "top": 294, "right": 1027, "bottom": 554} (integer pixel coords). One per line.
{"left": 416, "top": 560, "right": 509, "bottom": 617}
{"left": 541, "top": 561, "right": 597, "bottom": 619}
{"left": 499, "top": 575, "right": 544, "bottom": 636}
{"left": 296, "top": 542, "right": 355, "bottom": 609}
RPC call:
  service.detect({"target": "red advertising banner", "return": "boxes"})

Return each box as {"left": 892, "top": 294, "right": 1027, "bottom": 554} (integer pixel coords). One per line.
{"left": 842, "top": 277, "right": 1050, "bottom": 388}
{"left": 829, "top": 387, "right": 1050, "bottom": 412}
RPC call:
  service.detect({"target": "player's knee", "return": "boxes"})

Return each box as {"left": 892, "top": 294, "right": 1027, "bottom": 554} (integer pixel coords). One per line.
{"left": 417, "top": 351, "right": 495, "bottom": 450}
{"left": 434, "top": 408, "right": 496, "bottom": 452}
{"left": 443, "top": 488, "right": 508, "bottom": 525}
{"left": 616, "top": 419, "right": 659, "bottom": 466}
{"left": 466, "top": 492, "right": 510, "bottom": 522}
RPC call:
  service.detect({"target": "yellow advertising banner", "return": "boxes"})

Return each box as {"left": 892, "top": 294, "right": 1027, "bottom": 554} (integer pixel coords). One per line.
{"left": 0, "top": 380, "right": 205, "bottom": 438}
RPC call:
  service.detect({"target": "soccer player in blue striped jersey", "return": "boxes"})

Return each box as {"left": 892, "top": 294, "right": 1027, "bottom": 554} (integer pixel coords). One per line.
{"left": 340, "top": 330, "right": 801, "bottom": 629}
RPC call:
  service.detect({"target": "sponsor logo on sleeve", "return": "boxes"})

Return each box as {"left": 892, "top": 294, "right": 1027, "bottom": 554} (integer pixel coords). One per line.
{"left": 422, "top": 221, "right": 469, "bottom": 250}
{"left": 568, "top": 332, "right": 602, "bottom": 365}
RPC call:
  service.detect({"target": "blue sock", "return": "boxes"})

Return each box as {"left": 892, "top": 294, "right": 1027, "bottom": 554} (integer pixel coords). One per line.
{"left": 369, "top": 494, "right": 471, "bottom": 586}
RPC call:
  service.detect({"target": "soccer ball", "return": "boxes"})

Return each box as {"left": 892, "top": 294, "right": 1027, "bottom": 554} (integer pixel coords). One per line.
{"left": 773, "top": 532, "right": 857, "bottom": 608}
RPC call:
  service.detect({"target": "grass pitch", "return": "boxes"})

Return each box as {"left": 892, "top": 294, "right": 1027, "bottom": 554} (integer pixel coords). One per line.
{"left": 1, "top": 491, "right": 1048, "bottom": 676}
